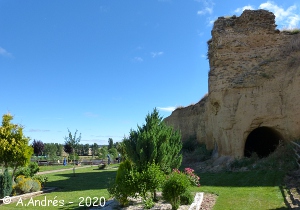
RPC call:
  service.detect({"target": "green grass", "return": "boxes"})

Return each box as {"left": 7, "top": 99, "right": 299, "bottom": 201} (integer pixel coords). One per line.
{"left": 193, "top": 170, "right": 288, "bottom": 210}
{"left": 2, "top": 165, "right": 289, "bottom": 209}
{"left": 38, "top": 165, "right": 75, "bottom": 172}
{"left": 2, "top": 166, "right": 117, "bottom": 210}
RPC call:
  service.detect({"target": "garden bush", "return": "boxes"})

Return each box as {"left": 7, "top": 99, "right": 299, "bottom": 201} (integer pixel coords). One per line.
{"left": 109, "top": 161, "right": 165, "bottom": 208}
{"left": 15, "top": 162, "right": 39, "bottom": 178}
{"left": 180, "top": 190, "right": 194, "bottom": 205}
{"left": 182, "top": 142, "right": 212, "bottom": 163}
{"left": 12, "top": 175, "right": 41, "bottom": 195}
{"left": 0, "top": 168, "right": 12, "bottom": 198}
{"left": 107, "top": 160, "right": 138, "bottom": 206}
{"left": 98, "top": 163, "right": 107, "bottom": 170}
{"left": 32, "top": 175, "right": 48, "bottom": 188}
{"left": 138, "top": 163, "right": 165, "bottom": 200}
{"left": 162, "top": 170, "right": 191, "bottom": 210}
{"left": 31, "top": 179, "right": 42, "bottom": 192}
{"left": 184, "top": 168, "right": 200, "bottom": 187}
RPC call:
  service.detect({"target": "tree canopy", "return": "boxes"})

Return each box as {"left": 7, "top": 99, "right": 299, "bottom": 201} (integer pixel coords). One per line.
{"left": 64, "top": 129, "right": 81, "bottom": 174}
{"left": 108, "top": 138, "right": 114, "bottom": 150}
{"left": 0, "top": 113, "right": 33, "bottom": 178}
{"left": 32, "top": 139, "right": 44, "bottom": 156}
{"left": 123, "top": 108, "right": 182, "bottom": 174}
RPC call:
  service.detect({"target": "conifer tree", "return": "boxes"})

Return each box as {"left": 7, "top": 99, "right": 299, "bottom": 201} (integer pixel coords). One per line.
{"left": 0, "top": 168, "right": 12, "bottom": 198}
{"left": 124, "top": 108, "right": 182, "bottom": 174}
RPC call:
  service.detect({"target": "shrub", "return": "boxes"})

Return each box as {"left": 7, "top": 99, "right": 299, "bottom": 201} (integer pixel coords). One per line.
{"left": 184, "top": 168, "right": 200, "bottom": 187}
{"left": 143, "top": 197, "right": 155, "bottom": 209}
{"left": 183, "top": 143, "right": 212, "bottom": 163}
{"left": 30, "top": 179, "right": 41, "bottom": 192}
{"left": 0, "top": 168, "right": 12, "bottom": 198}
{"left": 138, "top": 163, "right": 165, "bottom": 200}
{"left": 32, "top": 175, "right": 48, "bottom": 188}
{"left": 15, "top": 162, "right": 39, "bottom": 178}
{"left": 107, "top": 160, "right": 137, "bottom": 206}
{"left": 14, "top": 177, "right": 32, "bottom": 194}
{"left": 162, "top": 171, "right": 191, "bottom": 210}
{"left": 98, "top": 163, "right": 107, "bottom": 170}
{"left": 229, "top": 153, "right": 259, "bottom": 170}
{"left": 12, "top": 175, "right": 41, "bottom": 195}
{"left": 180, "top": 190, "right": 194, "bottom": 205}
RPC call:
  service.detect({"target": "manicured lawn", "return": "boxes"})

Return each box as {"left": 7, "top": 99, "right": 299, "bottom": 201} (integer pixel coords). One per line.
{"left": 2, "top": 166, "right": 117, "bottom": 210}
{"left": 38, "top": 165, "right": 75, "bottom": 172}
{"left": 2, "top": 165, "right": 289, "bottom": 209}
{"left": 194, "top": 170, "right": 288, "bottom": 210}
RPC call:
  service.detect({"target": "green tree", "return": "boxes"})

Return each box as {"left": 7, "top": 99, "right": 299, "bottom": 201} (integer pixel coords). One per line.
{"left": 64, "top": 129, "right": 81, "bottom": 176}
{"left": 124, "top": 108, "right": 182, "bottom": 174}
{"left": 44, "top": 143, "right": 58, "bottom": 158}
{"left": 91, "top": 143, "right": 99, "bottom": 158}
{"left": 32, "top": 139, "right": 44, "bottom": 156}
{"left": 83, "top": 144, "right": 90, "bottom": 156}
{"left": 55, "top": 143, "right": 63, "bottom": 156}
{"left": 108, "top": 138, "right": 114, "bottom": 150}
{"left": 113, "top": 141, "right": 120, "bottom": 149}
{"left": 76, "top": 144, "right": 84, "bottom": 156}
{"left": 116, "top": 141, "right": 127, "bottom": 161}
{"left": 109, "top": 147, "right": 118, "bottom": 159}
{"left": 0, "top": 168, "right": 12, "bottom": 198}
{"left": 98, "top": 146, "right": 108, "bottom": 159}
{"left": 0, "top": 113, "right": 33, "bottom": 180}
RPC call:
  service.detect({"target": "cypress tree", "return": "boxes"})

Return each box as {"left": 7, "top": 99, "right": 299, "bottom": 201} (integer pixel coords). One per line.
{"left": 124, "top": 108, "right": 182, "bottom": 174}
{"left": 0, "top": 168, "right": 12, "bottom": 198}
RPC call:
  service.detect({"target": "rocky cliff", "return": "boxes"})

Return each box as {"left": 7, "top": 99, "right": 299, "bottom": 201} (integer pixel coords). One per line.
{"left": 164, "top": 10, "right": 300, "bottom": 158}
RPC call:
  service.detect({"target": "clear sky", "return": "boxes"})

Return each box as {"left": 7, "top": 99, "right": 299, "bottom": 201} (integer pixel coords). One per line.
{"left": 0, "top": 0, "right": 299, "bottom": 145}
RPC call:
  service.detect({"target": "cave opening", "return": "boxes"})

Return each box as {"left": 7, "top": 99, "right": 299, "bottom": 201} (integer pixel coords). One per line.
{"left": 244, "top": 127, "right": 282, "bottom": 158}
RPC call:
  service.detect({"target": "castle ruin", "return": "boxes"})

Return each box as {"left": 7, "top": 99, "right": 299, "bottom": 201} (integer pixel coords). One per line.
{"left": 164, "top": 10, "right": 300, "bottom": 158}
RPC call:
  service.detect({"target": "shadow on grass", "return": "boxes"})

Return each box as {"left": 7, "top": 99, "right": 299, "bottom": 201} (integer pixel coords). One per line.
{"left": 198, "top": 170, "right": 286, "bottom": 187}
{"left": 46, "top": 170, "right": 117, "bottom": 192}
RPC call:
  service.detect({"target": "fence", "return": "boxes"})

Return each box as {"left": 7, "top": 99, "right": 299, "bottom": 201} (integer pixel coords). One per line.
{"left": 291, "top": 141, "right": 300, "bottom": 168}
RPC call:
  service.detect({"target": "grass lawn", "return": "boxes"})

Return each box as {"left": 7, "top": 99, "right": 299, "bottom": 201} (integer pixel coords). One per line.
{"left": 2, "top": 165, "right": 289, "bottom": 210}
{"left": 2, "top": 166, "right": 117, "bottom": 210}
{"left": 195, "top": 170, "right": 288, "bottom": 210}
{"left": 38, "top": 165, "right": 75, "bottom": 172}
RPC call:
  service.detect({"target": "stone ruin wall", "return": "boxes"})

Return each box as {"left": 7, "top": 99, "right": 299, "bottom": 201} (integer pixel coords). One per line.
{"left": 164, "top": 10, "right": 300, "bottom": 157}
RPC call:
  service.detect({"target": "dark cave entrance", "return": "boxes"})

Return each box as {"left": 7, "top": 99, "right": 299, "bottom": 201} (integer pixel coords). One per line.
{"left": 244, "top": 127, "right": 282, "bottom": 158}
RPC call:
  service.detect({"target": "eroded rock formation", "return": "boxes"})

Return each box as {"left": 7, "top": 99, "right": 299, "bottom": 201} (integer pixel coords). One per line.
{"left": 164, "top": 10, "right": 300, "bottom": 158}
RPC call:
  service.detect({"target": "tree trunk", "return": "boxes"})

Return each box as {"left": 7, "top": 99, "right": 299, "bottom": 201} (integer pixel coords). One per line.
{"left": 73, "top": 151, "right": 75, "bottom": 177}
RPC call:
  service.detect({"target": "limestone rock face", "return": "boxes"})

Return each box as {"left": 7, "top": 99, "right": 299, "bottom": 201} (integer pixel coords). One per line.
{"left": 164, "top": 10, "right": 300, "bottom": 157}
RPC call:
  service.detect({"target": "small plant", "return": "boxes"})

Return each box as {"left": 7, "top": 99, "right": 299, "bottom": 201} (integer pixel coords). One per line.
{"left": 143, "top": 197, "right": 155, "bottom": 209}
{"left": 12, "top": 175, "right": 42, "bottom": 195}
{"left": 180, "top": 190, "right": 194, "bottom": 205}
{"left": 15, "top": 162, "right": 39, "bottom": 178}
{"left": 229, "top": 153, "right": 259, "bottom": 170}
{"left": 98, "top": 163, "right": 107, "bottom": 170}
{"left": 31, "top": 179, "right": 42, "bottom": 192}
{"left": 184, "top": 168, "right": 200, "bottom": 187}
{"left": 175, "top": 106, "right": 185, "bottom": 110}
{"left": 162, "top": 170, "right": 191, "bottom": 210}
{"left": 260, "top": 72, "right": 271, "bottom": 79}
{"left": 32, "top": 175, "right": 48, "bottom": 188}
{"left": 107, "top": 160, "right": 137, "bottom": 206}
{"left": 138, "top": 163, "right": 165, "bottom": 201}
{"left": 183, "top": 142, "right": 212, "bottom": 163}
{"left": 282, "top": 28, "right": 300, "bottom": 34}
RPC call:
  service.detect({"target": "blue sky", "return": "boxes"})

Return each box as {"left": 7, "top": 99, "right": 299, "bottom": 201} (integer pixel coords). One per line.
{"left": 1, "top": 0, "right": 299, "bottom": 145}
